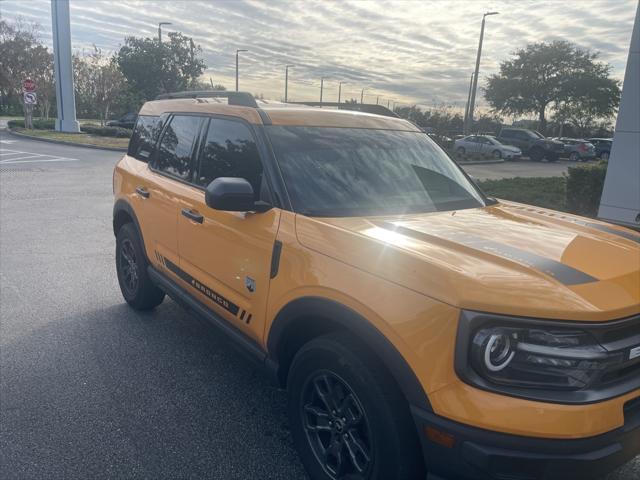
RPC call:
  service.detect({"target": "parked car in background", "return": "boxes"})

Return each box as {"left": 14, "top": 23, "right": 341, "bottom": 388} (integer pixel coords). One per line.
{"left": 106, "top": 112, "right": 137, "bottom": 129}
{"left": 588, "top": 138, "right": 613, "bottom": 160}
{"left": 427, "top": 132, "right": 454, "bottom": 149}
{"left": 454, "top": 134, "right": 522, "bottom": 160}
{"left": 553, "top": 137, "right": 596, "bottom": 162}
{"left": 497, "top": 127, "right": 564, "bottom": 161}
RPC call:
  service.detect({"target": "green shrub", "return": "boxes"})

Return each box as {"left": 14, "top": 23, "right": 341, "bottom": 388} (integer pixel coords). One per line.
{"left": 8, "top": 118, "right": 56, "bottom": 130}
{"left": 478, "top": 176, "right": 567, "bottom": 212}
{"left": 565, "top": 161, "right": 608, "bottom": 217}
{"left": 81, "top": 124, "right": 132, "bottom": 138}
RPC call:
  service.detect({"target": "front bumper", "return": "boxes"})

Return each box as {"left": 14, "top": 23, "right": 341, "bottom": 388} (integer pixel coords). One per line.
{"left": 412, "top": 397, "right": 640, "bottom": 480}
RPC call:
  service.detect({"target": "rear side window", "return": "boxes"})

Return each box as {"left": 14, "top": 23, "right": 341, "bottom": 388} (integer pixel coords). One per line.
{"left": 195, "top": 119, "right": 262, "bottom": 196}
{"left": 500, "top": 130, "right": 514, "bottom": 138}
{"left": 128, "top": 115, "right": 162, "bottom": 162}
{"left": 154, "top": 115, "right": 202, "bottom": 181}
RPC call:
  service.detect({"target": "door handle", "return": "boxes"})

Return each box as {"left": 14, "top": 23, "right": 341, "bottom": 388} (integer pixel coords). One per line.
{"left": 135, "top": 186, "right": 150, "bottom": 199}
{"left": 181, "top": 208, "right": 204, "bottom": 224}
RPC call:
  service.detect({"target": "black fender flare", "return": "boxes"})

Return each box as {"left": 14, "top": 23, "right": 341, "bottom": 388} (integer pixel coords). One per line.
{"left": 267, "top": 296, "right": 432, "bottom": 410}
{"left": 113, "top": 199, "right": 148, "bottom": 261}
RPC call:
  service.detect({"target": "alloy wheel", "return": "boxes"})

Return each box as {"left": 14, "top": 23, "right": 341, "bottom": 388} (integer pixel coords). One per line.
{"left": 119, "top": 238, "right": 139, "bottom": 295}
{"left": 301, "top": 371, "right": 373, "bottom": 479}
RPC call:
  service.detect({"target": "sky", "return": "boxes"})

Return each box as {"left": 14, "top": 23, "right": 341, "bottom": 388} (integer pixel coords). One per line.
{"left": 1, "top": 0, "right": 637, "bottom": 112}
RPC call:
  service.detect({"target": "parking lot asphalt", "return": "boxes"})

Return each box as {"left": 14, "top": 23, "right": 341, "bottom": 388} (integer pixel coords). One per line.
{"left": 0, "top": 130, "right": 637, "bottom": 479}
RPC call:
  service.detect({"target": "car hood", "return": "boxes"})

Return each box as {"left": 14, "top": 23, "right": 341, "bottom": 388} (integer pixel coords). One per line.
{"left": 295, "top": 201, "right": 640, "bottom": 321}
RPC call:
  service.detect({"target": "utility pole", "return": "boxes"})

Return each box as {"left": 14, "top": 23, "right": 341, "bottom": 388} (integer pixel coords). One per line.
{"left": 376, "top": 96, "right": 379, "bottom": 105}
{"left": 360, "top": 87, "right": 365, "bottom": 103}
{"left": 235, "top": 49, "right": 248, "bottom": 91}
{"left": 284, "top": 65, "right": 294, "bottom": 102}
{"left": 51, "top": 0, "right": 79, "bottom": 132}
{"left": 158, "top": 22, "right": 171, "bottom": 43}
{"left": 463, "top": 72, "right": 475, "bottom": 134}
{"left": 465, "top": 11, "right": 499, "bottom": 134}
{"left": 338, "top": 81, "right": 346, "bottom": 103}
{"left": 320, "top": 77, "right": 325, "bottom": 102}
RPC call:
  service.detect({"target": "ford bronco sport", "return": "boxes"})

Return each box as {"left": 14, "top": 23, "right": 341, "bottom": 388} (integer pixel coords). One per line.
{"left": 113, "top": 91, "right": 640, "bottom": 480}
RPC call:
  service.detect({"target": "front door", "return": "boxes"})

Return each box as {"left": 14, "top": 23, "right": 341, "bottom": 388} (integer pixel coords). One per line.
{"left": 177, "top": 117, "right": 280, "bottom": 343}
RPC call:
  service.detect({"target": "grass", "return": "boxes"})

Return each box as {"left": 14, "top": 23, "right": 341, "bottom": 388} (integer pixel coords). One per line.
{"left": 479, "top": 176, "right": 568, "bottom": 212}
{"left": 12, "top": 127, "right": 128, "bottom": 149}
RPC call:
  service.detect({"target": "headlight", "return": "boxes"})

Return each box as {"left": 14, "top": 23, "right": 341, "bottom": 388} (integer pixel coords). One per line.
{"left": 455, "top": 311, "right": 640, "bottom": 403}
{"left": 469, "top": 326, "right": 622, "bottom": 390}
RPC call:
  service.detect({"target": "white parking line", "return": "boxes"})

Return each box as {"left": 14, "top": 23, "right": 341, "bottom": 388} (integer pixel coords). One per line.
{"left": 0, "top": 148, "right": 79, "bottom": 165}
{"left": 1, "top": 157, "right": 79, "bottom": 165}
{"left": 0, "top": 155, "right": 44, "bottom": 162}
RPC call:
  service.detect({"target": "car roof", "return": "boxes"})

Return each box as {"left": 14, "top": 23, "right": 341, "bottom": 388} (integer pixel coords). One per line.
{"left": 138, "top": 98, "right": 420, "bottom": 131}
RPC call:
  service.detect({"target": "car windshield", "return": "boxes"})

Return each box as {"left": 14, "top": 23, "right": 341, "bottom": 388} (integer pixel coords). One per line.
{"left": 267, "top": 126, "right": 487, "bottom": 217}
{"left": 485, "top": 136, "right": 501, "bottom": 145}
{"left": 531, "top": 131, "right": 545, "bottom": 139}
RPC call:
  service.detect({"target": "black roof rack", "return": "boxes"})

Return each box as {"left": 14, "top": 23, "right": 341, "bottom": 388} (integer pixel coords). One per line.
{"left": 155, "top": 91, "right": 258, "bottom": 108}
{"left": 289, "top": 101, "right": 399, "bottom": 118}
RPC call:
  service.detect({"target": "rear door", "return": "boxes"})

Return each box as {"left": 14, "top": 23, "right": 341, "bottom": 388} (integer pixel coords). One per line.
{"left": 139, "top": 114, "right": 204, "bottom": 273}
{"left": 176, "top": 117, "right": 280, "bottom": 343}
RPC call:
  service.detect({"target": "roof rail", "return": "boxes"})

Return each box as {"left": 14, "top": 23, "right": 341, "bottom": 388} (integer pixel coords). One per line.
{"left": 288, "top": 101, "right": 399, "bottom": 118}
{"left": 155, "top": 91, "right": 258, "bottom": 108}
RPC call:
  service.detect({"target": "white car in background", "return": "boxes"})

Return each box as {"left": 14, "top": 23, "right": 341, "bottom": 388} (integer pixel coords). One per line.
{"left": 454, "top": 134, "right": 522, "bottom": 160}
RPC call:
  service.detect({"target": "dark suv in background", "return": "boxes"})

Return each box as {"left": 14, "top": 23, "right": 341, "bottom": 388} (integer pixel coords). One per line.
{"left": 497, "top": 127, "right": 564, "bottom": 161}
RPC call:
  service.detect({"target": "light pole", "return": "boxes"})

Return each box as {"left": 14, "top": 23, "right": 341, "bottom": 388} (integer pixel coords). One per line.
{"left": 284, "top": 65, "right": 294, "bottom": 102}
{"left": 360, "top": 87, "right": 365, "bottom": 103}
{"left": 235, "top": 49, "right": 248, "bottom": 91}
{"left": 376, "top": 95, "right": 379, "bottom": 105}
{"left": 158, "top": 22, "right": 172, "bottom": 43}
{"left": 338, "top": 81, "right": 346, "bottom": 103}
{"left": 465, "top": 11, "right": 499, "bottom": 134}
{"left": 463, "top": 72, "right": 475, "bottom": 134}
{"left": 320, "top": 77, "right": 325, "bottom": 103}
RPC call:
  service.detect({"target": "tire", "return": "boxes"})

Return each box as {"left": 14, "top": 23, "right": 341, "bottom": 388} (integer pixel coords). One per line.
{"left": 116, "top": 223, "right": 165, "bottom": 310}
{"left": 601, "top": 151, "right": 609, "bottom": 161}
{"left": 569, "top": 152, "right": 580, "bottom": 162}
{"left": 287, "top": 333, "right": 424, "bottom": 480}
{"left": 491, "top": 149, "right": 502, "bottom": 160}
{"left": 529, "top": 147, "right": 544, "bottom": 162}
{"left": 456, "top": 147, "right": 465, "bottom": 158}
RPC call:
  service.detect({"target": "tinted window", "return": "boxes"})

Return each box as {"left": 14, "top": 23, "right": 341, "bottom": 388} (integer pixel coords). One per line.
{"left": 267, "top": 126, "right": 485, "bottom": 217}
{"left": 127, "top": 115, "right": 162, "bottom": 162}
{"left": 154, "top": 115, "right": 202, "bottom": 181}
{"left": 195, "top": 119, "right": 262, "bottom": 197}
{"left": 500, "top": 130, "right": 514, "bottom": 138}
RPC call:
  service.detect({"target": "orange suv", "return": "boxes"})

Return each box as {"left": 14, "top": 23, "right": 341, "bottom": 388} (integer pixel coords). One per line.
{"left": 113, "top": 91, "right": 640, "bottom": 480}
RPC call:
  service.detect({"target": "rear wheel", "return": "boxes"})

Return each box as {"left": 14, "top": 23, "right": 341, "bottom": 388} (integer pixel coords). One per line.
{"left": 491, "top": 149, "right": 502, "bottom": 160}
{"left": 601, "top": 151, "right": 610, "bottom": 161}
{"left": 116, "top": 223, "right": 165, "bottom": 310}
{"left": 529, "top": 147, "right": 544, "bottom": 162}
{"left": 287, "top": 333, "right": 424, "bottom": 480}
{"left": 456, "top": 147, "right": 466, "bottom": 159}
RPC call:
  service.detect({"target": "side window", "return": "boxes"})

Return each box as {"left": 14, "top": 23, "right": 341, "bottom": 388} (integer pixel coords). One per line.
{"left": 127, "top": 115, "right": 162, "bottom": 162}
{"left": 195, "top": 118, "right": 263, "bottom": 198}
{"left": 501, "top": 130, "right": 513, "bottom": 138}
{"left": 154, "top": 115, "right": 202, "bottom": 181}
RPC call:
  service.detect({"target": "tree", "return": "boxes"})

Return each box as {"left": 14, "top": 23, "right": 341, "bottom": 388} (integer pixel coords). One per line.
{"left": 74, "top": 46, "right": 125, "bottom": 124}
{"left": 484, "top": 41, "right": 620, "bottom": 132}
{"left": 0, "top": 18, "right": 54, "bottom": 117}
{"left": 116, "top": 32, "right": 206, "bottom": 101}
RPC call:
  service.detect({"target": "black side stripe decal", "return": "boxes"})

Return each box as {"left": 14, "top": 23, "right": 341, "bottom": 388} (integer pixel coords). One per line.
{"left": 376, "top": 223, "right": 598, "bottom": 286}
{"left": 160, "top": 254, "right": 240, "bottom": 315}
{"left": 575, "top": 220, "right": 640, "bottom": 245}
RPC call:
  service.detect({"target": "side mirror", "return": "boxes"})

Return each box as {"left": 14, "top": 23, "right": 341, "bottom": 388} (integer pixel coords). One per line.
{"left": 205, "top": 177, "right": 271, "bottom": 213}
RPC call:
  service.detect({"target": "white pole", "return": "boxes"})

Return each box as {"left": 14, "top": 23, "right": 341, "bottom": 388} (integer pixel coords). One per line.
{"left": 51, "top": 0, "right": 80, "bottom": 132}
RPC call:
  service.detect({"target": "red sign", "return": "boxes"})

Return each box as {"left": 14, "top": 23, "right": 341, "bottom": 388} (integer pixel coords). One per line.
{"left": 22, "top": 78, "right": 36, "bottom": 92}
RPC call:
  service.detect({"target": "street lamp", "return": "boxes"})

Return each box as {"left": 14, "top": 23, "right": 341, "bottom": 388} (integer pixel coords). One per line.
{"left": 235, "top": 49, "right": 248, "bottom": 92}
{"left": 360, "top": 87, "right": 365, "bottom": 104}
{"left": 158, "top": 22, "right": 172, "bottom": 43}
{"left": 465, "top": 11, "right": 499, "bottom": 134}
{"left": 320, "top": 76, "right": 326, "bottom": 103}
{"left": 338, "top": 81, "right": 346, "bottom": 103}
{"left": 284, "top": 65, "right": 294, "bottom": 103}
{"left": 463, "top": 72, "right": 475, "bottom": 132}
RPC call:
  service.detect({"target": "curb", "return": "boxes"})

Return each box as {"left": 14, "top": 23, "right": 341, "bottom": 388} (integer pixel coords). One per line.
{"left": 456, "top": 159, "right": 505, "bottom": 165}
{"left": 7, "top": 128, "right": 127, "bottom": 152}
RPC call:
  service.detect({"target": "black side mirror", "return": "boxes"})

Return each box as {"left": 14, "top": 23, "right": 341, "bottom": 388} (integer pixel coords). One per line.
{"left": 205, "top": 177, "right": 271, "bottom": 213}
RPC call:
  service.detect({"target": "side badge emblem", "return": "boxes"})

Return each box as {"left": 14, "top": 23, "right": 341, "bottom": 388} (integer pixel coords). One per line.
{"left": 245, "top": 276, "right": 256, "bottom": 293}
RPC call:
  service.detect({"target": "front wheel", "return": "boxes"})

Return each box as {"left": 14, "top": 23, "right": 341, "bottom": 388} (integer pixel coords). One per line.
{"left": 287, "top": 333, "right": 424, "bottom": 480}
{"left": 529, "top": 147, "right": 544, "bottom": 162}
{"left": 116, "top": 223, "right": 165, "bottom": 310}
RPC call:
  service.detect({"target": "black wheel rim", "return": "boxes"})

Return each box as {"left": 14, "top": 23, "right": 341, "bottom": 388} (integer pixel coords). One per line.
{"left": 119, "top": 238, "right": 139, "bottom": 295}
{"left": 301, "top": 371, "right": 373, "bottom": 479}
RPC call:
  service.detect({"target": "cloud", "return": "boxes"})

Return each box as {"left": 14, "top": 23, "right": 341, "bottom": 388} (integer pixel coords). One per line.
{"left": 2, "top": 0, "right": 636, "bottom": 110}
